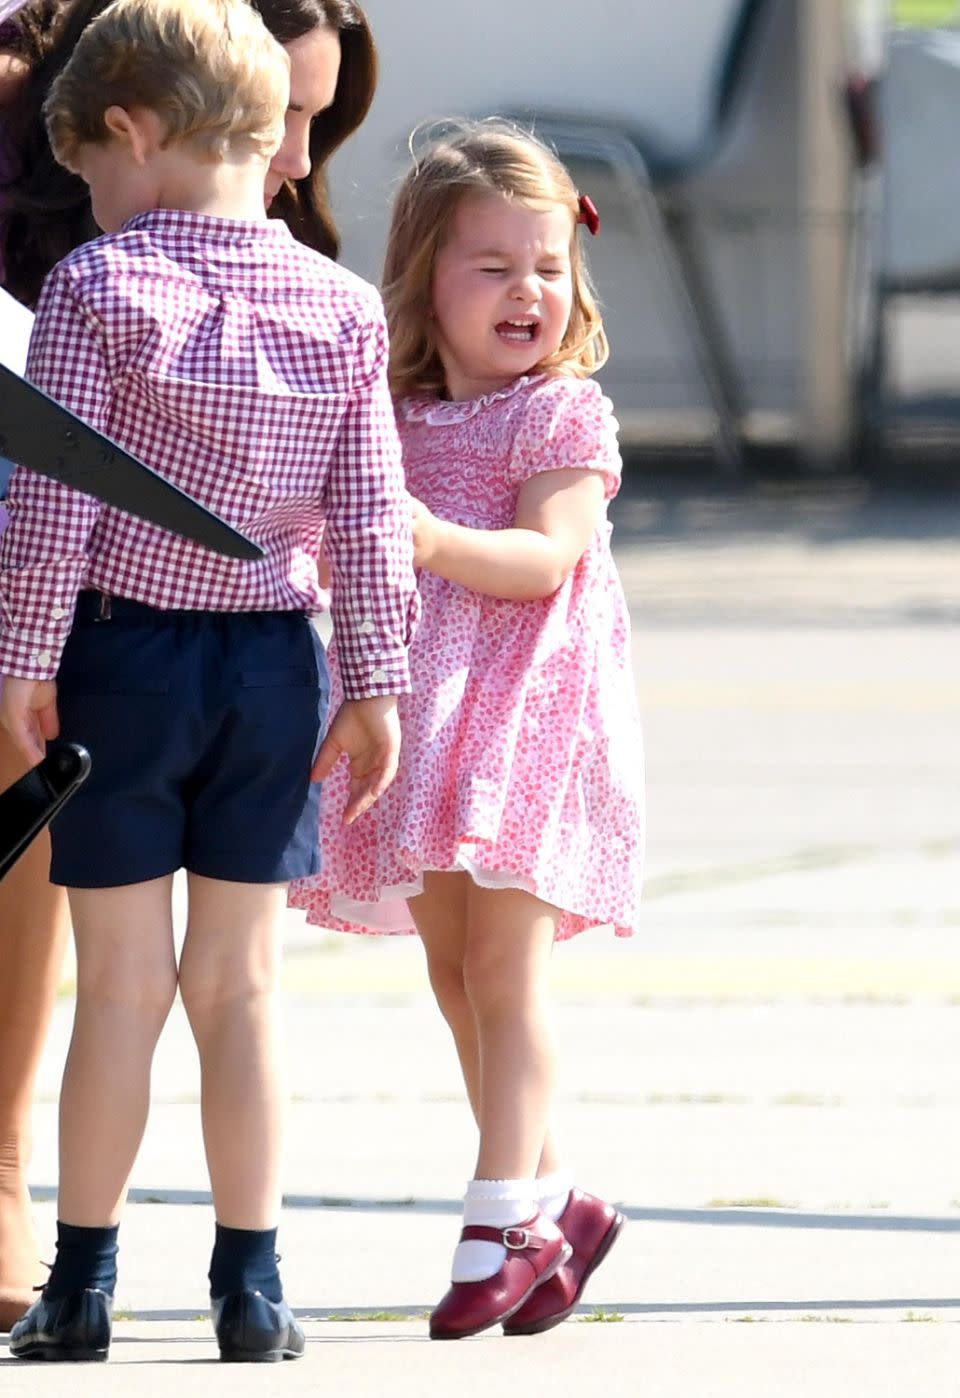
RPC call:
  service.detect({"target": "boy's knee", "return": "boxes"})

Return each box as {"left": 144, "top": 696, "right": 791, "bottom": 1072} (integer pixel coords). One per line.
{"left": 78, "top": 967, "right": 177, "bottom": 1023}
{"left": 177, "top": 965, "right": 274, "bottom": 1025}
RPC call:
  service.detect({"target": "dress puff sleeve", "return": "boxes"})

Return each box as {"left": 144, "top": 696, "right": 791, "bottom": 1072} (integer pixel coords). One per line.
{"left": 506, "top": 376, "right": 622, "bottom": 499}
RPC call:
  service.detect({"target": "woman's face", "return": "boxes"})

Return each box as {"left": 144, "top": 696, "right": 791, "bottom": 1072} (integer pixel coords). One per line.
{"left": 265, "top": 25, "right": 342, "bottom": 207}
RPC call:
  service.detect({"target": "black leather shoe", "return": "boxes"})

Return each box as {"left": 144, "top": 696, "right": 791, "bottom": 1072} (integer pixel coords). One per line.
{"left": 9, "top": 1288, "right": 112, "bottom": 1361}
{"left": 212, "top": 1290, "right": 304, "bottom": 1363}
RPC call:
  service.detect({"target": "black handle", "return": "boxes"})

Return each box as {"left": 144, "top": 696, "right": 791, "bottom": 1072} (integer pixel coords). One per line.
{"left": 0, "top": 740, "right": 91, "bottom": 881}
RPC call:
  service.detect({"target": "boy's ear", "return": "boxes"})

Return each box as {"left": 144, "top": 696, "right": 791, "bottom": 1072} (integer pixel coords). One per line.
{"left": 103, "top": 105, "right": 154, "bottom": 164}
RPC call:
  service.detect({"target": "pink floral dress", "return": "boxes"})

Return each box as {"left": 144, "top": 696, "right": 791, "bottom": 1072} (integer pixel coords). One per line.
{"left": 288, "top": 373, "right": 644, "bottom": 939}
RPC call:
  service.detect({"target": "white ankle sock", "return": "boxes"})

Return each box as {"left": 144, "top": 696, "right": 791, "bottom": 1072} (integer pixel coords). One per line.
{"left": 536, "top": 1169, "right": 574, "bottom": 1223}
{"left": 451, "top": 1178, "right": 539, "bottom": 1284}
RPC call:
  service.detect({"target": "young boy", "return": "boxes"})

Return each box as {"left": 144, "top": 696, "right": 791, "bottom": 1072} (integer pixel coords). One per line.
{"left": 0, "top": 0, "right": 417, "bottom": 1364}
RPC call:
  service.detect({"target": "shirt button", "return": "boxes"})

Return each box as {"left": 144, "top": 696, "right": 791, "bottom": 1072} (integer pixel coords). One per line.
{"left": 369, "top": 668, "right": 387, "bottom": 684}
{"left": 35, "top": 650, "right": 52, "bottom": 667}
{"left": 358, "top": 620, "right": 375, "bottom": 636}
{"left": 51, "top": 606, "right": 66, "bottom": 620}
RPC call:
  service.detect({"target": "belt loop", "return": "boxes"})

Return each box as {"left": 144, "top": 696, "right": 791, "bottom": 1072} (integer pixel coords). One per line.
{"left": 96, "top": 590, "right": 112, "bottom": 622}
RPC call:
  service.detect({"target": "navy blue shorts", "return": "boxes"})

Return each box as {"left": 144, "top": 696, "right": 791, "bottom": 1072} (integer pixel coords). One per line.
{"left": 49, "top": 593, "right": 329, "bottom": 888}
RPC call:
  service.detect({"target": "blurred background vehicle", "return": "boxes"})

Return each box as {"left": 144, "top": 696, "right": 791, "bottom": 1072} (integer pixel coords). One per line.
{"left": 329, "top": 1, "right": 960, "bottom": 476}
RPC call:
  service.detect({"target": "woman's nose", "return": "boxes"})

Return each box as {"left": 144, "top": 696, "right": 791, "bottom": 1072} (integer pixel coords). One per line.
{"left": 271, "top": 119, "right": 312, "bottom": 183}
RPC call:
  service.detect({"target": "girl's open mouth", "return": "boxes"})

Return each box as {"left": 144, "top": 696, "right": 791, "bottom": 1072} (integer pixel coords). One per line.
{"left": 495, "top": 319, "right": 539, "bottom": 344}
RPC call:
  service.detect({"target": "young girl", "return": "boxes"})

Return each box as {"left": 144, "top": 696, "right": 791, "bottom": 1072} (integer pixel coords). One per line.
{"left": 290, "top": 120, "right": 643, "bottom": 1339}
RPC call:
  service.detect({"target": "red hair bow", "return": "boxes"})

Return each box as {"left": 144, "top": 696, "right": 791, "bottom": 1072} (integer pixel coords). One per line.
{"left": 577, "top": 194, "right": 601, "bottom": 236}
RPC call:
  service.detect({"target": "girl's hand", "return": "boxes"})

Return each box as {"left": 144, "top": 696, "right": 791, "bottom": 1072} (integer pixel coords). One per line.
{"left": 0, "top": 676, "right": 60, "bottom": 766}
{"left": 409, "top": 494, "right": 441, "bottom": 569}
{"left": 310, "top": 695, "right": 401, "bottom": 824}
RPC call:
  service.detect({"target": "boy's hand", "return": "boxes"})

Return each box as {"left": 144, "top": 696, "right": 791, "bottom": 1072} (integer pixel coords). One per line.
{"left": 0, "top": 676, "right": 59, "bottom": 766}
{"left": 311, "top": 695, "right": 401, "bottom": 824}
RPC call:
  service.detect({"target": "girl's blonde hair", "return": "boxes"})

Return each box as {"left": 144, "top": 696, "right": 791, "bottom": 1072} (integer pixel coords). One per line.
{"left": 44, "top": 0, "right": 289, "bottom": 172}
{"left": 383, "top": 119, "right": 609, "bottom": 399}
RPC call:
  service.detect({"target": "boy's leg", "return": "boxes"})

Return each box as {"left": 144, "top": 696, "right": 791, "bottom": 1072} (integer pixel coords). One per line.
{"left": 177, "top": 875, "right": 287, "bottom": 1231}
{"left": 178, "top": 875, "right": 306, "bottom": 1362}
{"left": 0, "top": 730, "right": 71, "bottom": 1326}
{"left": 58, "top": 879, "right": 178, "bottom": 1226}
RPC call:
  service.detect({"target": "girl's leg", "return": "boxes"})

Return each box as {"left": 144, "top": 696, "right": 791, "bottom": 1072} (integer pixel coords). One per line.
{"left": 423, "top": 883, "right": 569, "bottom": 1336}
{"left": 415, "top": 880, "right": 622, "bottom": 1339}
{"left": 58, "top": 880, "right": 178, "bottom": 1226}
{"left": 409, "top": 872, "right": 479, "bottom": 1115}
{"left": 463, "top": 884, "right": 560, "bottom": 1183}
{"left": 0, "top": 733, "right": 72, "bottom": 1324}
{"left": 411, "top": 873, "right": 564, "bottom": 1176}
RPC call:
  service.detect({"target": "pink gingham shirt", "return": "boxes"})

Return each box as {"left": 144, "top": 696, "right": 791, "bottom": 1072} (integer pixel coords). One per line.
{"left": 0, "top": 208, "right": 418, "bottom": 695}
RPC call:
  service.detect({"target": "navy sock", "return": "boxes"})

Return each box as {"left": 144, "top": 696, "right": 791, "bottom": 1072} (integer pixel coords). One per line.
{"left": 208, "top": 1224, "right": 282, "bottom": 1303}
{"left": 45, "top": 1221, "right": 119, "bottom": 1300}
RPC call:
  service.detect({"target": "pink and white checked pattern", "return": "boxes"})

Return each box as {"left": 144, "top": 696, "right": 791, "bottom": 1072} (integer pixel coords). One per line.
{"left": 0, "top": 209, "right": 418, "bottom": 693}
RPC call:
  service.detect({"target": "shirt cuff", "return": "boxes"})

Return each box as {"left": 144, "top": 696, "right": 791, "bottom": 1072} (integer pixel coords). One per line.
{"left": 0, "top": 630, "right": 65, "bottom": 680}
{"left": 0, "top": 615, "right": 72, "bottom": 679}
{"left": 338, "top": 650, "right": 412, "bottom": 700}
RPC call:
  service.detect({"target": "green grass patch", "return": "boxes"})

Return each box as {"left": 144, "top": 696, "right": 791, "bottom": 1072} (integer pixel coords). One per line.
{"left": 793, "top": 1314, "right": 853, "bottom": 1323}
{"left": 706, "top": 1197, "right": 792, "bottom": 1210}
{"left": 894, "top": 0, "right": 957, "bottom": 24}
{"left": 323, "top": 1310, "right": 428, "bottom": 1323}
{"left": 579, "top": 1308, "right": 625, "bottom": 1323}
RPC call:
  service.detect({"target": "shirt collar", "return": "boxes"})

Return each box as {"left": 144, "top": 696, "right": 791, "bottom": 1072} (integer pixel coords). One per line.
{"left": 121, "top": 208, "right": 294, "bottom": 245}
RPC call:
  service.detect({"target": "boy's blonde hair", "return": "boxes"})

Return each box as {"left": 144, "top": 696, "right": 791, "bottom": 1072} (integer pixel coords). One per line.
{"left": 44, "top": 0, "right": 289, "bottom": 171}
{"left": 383, "top": 119, "right": 609, "bottom": 399}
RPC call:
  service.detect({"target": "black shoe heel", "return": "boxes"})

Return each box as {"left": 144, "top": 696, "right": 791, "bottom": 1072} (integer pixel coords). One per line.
{"left": 212, "top": 1290, "right": 305, "bottom": 1363}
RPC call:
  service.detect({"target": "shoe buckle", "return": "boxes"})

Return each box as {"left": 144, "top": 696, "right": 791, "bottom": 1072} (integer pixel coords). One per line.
{"left": 502, "top": 1227, "right": 531, "bottom": 1250}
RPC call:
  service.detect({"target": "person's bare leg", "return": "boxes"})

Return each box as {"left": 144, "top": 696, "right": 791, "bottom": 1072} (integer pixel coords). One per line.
{"left": 425, "top": 883, "right": 563, "bottom": 1302}
{"left": 177, "top": 877, "right": 287, "bottom": 1229}
{"left": 411, "top": 872, "right": 563, "bottom": 1177}
{"left": 463, "top": 885, "right": 559, "bottom": 1183}
{"left": 57, "top": 880, "right": 178, "bottom": 1224}
{"left": 409, "top": 872, "right": 480, "bottom": 1116}
{"left": 0, "top": 732, "right": 71, "bottom": 1327}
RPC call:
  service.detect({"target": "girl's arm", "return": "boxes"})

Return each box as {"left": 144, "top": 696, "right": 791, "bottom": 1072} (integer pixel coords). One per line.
{"left": 411, "top": 467, "right": 606, "bottom": 601}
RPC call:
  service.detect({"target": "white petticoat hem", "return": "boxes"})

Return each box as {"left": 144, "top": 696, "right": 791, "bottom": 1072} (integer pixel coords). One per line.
{"left": 329, "top": 844, "right": 537, "bottom": 930}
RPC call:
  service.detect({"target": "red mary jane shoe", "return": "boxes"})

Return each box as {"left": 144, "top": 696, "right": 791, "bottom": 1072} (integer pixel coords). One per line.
{"left": 429, "top": 1214, "right": 571, "bottom": 1340}
{"left": 503, "top": 1188, "right": 625, "bottom": 1336}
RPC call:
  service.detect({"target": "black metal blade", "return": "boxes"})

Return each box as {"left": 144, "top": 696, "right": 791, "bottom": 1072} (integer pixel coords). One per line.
{"left": 0, "top": 363, "right": 263, "bottom": 562}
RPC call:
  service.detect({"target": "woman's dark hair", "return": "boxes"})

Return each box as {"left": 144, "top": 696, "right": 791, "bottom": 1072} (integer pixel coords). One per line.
{"left": 259, "top": 0, "right": 377, "bottom": 259}
{"left": 0, "top": 0, "right": 377, "bottom": 307}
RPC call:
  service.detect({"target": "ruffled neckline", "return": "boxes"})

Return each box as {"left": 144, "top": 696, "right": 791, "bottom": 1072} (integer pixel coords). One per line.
{"left": 399, "top": 375, "right": 541, "bottom": 426}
